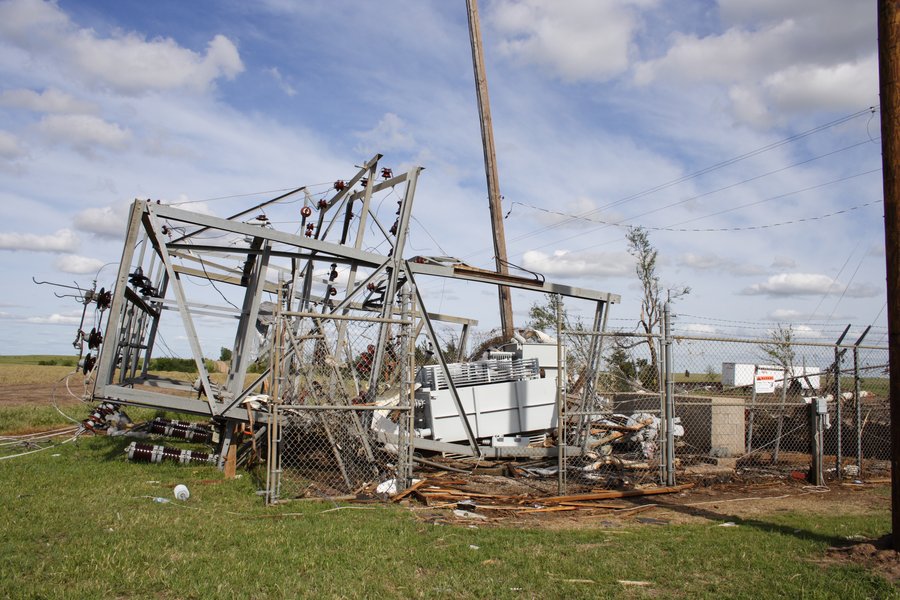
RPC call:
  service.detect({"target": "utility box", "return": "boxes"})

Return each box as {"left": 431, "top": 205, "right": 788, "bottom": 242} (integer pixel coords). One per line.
{"left": 415, "top": 357, "right": 557, "bottom": 442}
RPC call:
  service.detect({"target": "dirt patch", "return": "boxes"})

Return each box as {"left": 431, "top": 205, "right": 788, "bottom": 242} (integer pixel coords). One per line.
{"left": 825, "top": 535, "right": 900, "bottom": 583}
{"left": 401, "top": 473, "right": 891, "bottom": 535}
{"left": 0, "top": 383, "right": 85, "bottom": 407}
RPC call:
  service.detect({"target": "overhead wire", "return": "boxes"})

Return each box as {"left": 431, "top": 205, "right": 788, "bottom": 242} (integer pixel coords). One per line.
{"left": 510, "top": 197, "right": 881, "bottom": 234}
{"left": 500, "top": 106, "right": 879, "bottom": 250}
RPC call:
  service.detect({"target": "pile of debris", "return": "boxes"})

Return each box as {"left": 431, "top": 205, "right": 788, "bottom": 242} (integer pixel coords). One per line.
{"left": 379, "top": 472, "right": 692, "bottom": 521}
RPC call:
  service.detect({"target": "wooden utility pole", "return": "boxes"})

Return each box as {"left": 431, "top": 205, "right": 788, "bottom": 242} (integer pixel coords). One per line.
{"left": 878, "top": 0, "right": 900, "bottom": 550}
{"left": 466, "top": 0, "right": 514, "bottom": 340}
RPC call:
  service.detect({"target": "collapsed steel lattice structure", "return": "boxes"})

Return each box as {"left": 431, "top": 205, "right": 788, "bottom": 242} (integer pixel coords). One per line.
{"left": 91, "top": 155, "right": 620, "bottom": 495}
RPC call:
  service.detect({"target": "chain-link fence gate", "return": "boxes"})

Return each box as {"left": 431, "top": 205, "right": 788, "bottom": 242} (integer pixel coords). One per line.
{"left": 264, "top": 291, "right": 417, "bottom": 502}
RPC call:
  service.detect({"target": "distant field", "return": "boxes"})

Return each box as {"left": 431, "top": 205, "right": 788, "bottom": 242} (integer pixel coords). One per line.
{"left": 0, "top": 355, "right": 78, "bottom": 366}
{"left": 0, "top": 364, "right": 79, "bottom": 386}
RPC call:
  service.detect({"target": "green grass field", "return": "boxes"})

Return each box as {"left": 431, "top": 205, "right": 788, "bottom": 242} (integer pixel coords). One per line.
{"left": 0, "top": 435, "right": 895, "bottom": 599}
{"left": 0, "top": 359, "right": 895, "bottom": 598}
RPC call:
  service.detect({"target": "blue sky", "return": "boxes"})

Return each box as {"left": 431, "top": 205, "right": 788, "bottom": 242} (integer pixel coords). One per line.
{"left": 0, "top": 0, "right": 888, "bottom": 356}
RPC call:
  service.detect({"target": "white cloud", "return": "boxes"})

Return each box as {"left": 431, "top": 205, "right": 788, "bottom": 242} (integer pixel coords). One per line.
{"left": 0, "top": 228, "right": 79, "bottom": 252}
{"left": 633, "top": 0, "right": 877, "bottom": 123}
{"left": 54, "top": 254, "right": 106, "bottom": 274}
{"left": 678, "top": 252, "right": 765, "bottom": 276}
{"left": 791, "top": 324, "right": 821, "bottom": 339}
{"left": 679, "top": 253, "right": 725, "bottom": 270}
{"left": 37, "top": 114, "right": 130, "bottom": 152}
{"left": 355, "top": 113, "right": 417, "bottom": 156}
{"left": 771, "top": 256, "right": 796, "bottom": 270}
{"left": 265, "top": 66, "right": 296, "bottom": 97}
{"left": 0, "top": 0, "right": 244, "bottom": 95}
{"left": 742, "top": 273, "right": 881, "bottom": 298}
{"left": 521, "top": 249, "right": 631, "bottom": 277}
{"left": 0, "top": 87, "right": 96, "bottom": 114}
{"left": 25, "top": 313, "right": 82, "bottom": 325}
{"left": 767, "top": 308, "right": 806, "bottom": 320}
{"left": 488, "top": 0, "right": 650, "bottom": 82}
{"left": 679, "top": 323, "right": 717, "bottom": 334}
{"left": 0, "top": 129, "right": 25, "bottom": 159}
{"left": 72, "top": 205, "right": 129, "bottom": 238}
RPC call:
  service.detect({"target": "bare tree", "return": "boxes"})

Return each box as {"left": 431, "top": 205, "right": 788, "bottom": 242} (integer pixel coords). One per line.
{"left": 625, "top": 226, "right": 689, "bottom": 385}
{"left": 760, "top": 323, "right": 796, "bottom": 369}
{"left": 760, "top": 324, "right": 797, "bottom": 391}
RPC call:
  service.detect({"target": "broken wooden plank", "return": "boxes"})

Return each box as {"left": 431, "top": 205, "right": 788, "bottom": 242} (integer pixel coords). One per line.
{"left": 558, "top": 501, "right": 630, "bottom": 509}
{"left": 540, "top": 483, "right": 693, "bottom": 504}
{"left": 391, "top": 478, "right": 430, "bottom": 502}
{"left": 517, "top": 505, "right": 579, "bottom": 514}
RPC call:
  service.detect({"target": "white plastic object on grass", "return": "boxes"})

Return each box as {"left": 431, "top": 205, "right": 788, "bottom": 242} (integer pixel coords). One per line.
{"left": 174, "top": 484, "right": 190, "bottom": 501}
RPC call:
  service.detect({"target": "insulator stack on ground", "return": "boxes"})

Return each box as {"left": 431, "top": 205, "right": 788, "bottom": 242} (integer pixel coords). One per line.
{"left": 148, "top": 418, "right": 212, "bottom": 443}
{"left": 125, "top": 442, "right": 218, "bottom": 465}
{"left": 82, "top": 402, "right": 129, "bottom": 432}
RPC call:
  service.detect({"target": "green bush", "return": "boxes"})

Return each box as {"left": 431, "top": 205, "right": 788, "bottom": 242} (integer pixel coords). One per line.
{"left": 149, "top": 357, "right": 199, "bottom": 373}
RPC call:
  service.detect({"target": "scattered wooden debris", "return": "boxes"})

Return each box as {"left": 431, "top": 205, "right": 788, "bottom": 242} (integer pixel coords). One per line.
{"left": 380, "top": 472, "right": 692, "bottom": 521}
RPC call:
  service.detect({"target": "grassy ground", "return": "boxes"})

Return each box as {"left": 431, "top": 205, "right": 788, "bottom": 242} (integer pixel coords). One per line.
{"left": 0, "top": 434, "right": 894, "bottom": 599}
{"left": 0, "top": 359, "right": 895, "bottom": 598}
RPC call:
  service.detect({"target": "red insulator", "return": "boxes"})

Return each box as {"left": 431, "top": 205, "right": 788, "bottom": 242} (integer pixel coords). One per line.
{"left": 329, "top": 287, "right": 337, "bottom": 296}
{"left": 360, "top": 177, "right": 368, "bottom": 188}
{"left": 381, "top": 167, "right": 393, "bottom": 179}
{"left": 333, "top": 180, "right": 346, "bottom": 191}
{"left": 317, "top": 199, "right": 328, "bottom": 209}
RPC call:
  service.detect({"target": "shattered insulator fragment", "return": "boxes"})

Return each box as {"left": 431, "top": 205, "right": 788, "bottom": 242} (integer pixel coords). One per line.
{"left": 96, "top": 288, "right": 111, "bottom": 311}
{"left": 381, "top": 167, "right": 393, "bottom": 179}
{"left": 333, "top": 180, "right": 346, "bottom": 191}
{"left": 87, "top": 328, "right": 103, "bottom": 350}
{"left": 301, "top": 206, "right": 312, "bottom": 218}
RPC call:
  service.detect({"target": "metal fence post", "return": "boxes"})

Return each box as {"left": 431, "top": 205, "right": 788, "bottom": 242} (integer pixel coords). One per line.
{"left": 855, "top": 344, "right": 863, "bottom": 477}
{"left": 773, "top": 368, "right": 788, "bottom": 464}
{"left": 556, "top": 294, "right": 566, "bottom": 495}
{"left": 397, "top": 282, "right": 415, "bottom": 488}
{"left": 835, "top": 346, "right": 843, "bottom": 476}
{"left": 663, "top": 303, "right": 675, "bottom": 486}
{"left": 746, "top": 364, "right": 758, "bottom": 454}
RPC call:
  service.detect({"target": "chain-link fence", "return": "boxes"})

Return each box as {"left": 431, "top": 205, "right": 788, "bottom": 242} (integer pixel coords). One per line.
{"left": 562, "top": 323, "right": 891, "bottom": 489}
{"left": 260, "top": 287, "right": 890, "bottom": 501}
{"left": 264, "top": 305, "right": 417, "bottom": 502}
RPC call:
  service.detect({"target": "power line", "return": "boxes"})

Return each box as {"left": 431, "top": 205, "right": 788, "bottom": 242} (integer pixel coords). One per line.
{"left": 510, "top": 197, "right": 881, "bottom": 234}
{"left": 503, "top": 107, "right": 879, "bottom": 248}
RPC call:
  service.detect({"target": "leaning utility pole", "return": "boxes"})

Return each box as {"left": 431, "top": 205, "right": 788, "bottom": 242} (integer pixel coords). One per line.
{"left": 466, "top": 0, "right": 514, "bottom": 340}
{"left": 878, "top": 0, "right": 900, "bottom": 550}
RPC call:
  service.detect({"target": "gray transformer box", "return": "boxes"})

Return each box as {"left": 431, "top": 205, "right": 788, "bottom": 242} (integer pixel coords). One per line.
{"left": 416, "top": 357, "right": 558, "bottom": 442}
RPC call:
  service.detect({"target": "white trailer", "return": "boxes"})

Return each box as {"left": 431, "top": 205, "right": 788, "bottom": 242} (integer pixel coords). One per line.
{"left": 722, "top": 362, "right": 822, "bottom": 393}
